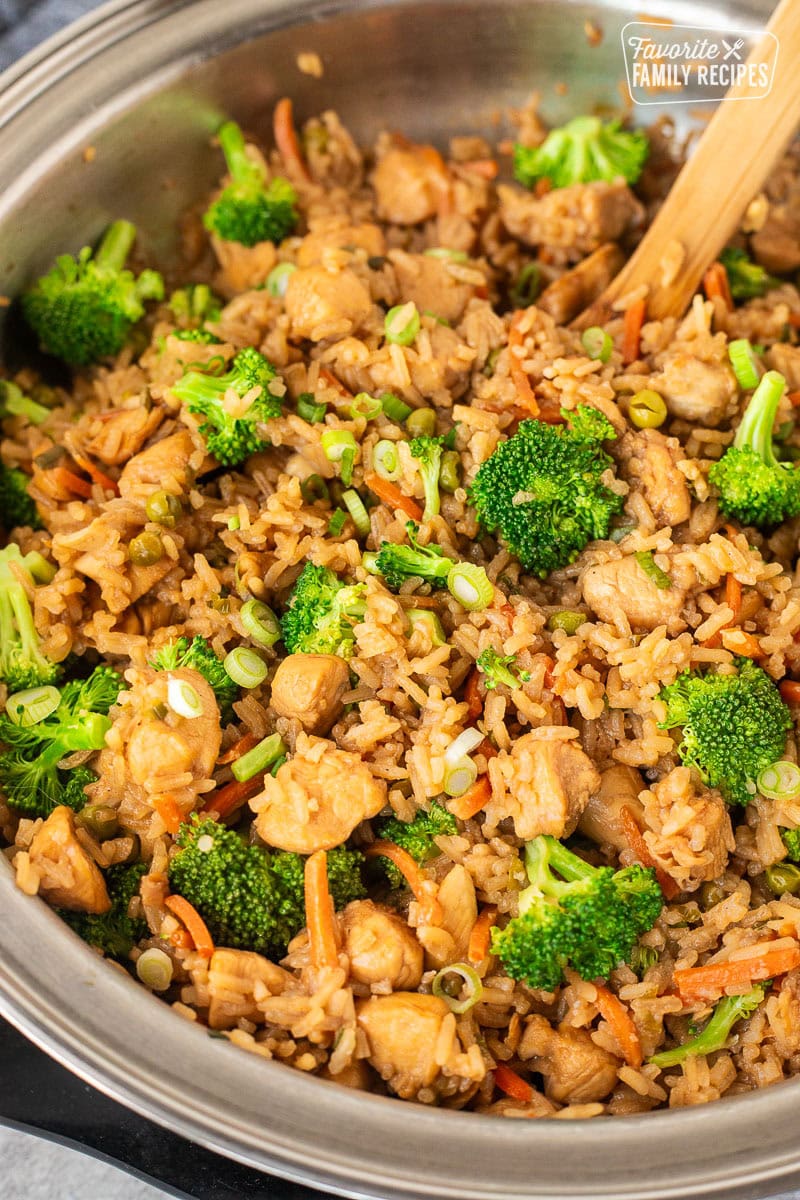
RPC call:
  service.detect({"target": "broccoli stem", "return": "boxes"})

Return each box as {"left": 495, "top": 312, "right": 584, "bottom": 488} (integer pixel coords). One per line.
{"left": 218, "top": 120, "right": 261, "bottom": 184}
{"left": 95, "top": 220, "right": 137, "bottom": 273}
{"left": 1, "top": 382, "right": 50, "bottom": 426}
{"left": 524, "top": 835, "right": 593, "bottom": 894}
{"left": 650, "top": 984, "right": 764, "bottom": 1068}
{"left": 733, "top": 370, "right": 786, "bottom": 467}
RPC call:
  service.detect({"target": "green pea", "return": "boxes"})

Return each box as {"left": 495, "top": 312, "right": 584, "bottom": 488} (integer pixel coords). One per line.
{"left": 76, "top": 805, "right": 119, "bottom": 841}
{"left": 547, "top": 610, "right": 587, "bottom": 635}
{"left": 145, "top": 490, "right": 182, "bottom": 528}
{"left": 438, "top": 450, "right": 462, "bottom": 494}
{"left": 405, "top": 408, "right": 436, "bottom": 438}
{"left": 699, "top": 881, "right": 725, "bottom": 910}
{"left": 128, "top": 530, "right": 164, "bottom": 567}
{"left": 628, "top": 389, "right": 667, "bottom": 429}
{"left": 765, "top": 862, "right": 800, "bottom": 895}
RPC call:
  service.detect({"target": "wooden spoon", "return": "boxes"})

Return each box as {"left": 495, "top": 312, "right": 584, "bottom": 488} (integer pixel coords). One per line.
{"left": 574, "top": 0, "right": 800, "bottom": 328}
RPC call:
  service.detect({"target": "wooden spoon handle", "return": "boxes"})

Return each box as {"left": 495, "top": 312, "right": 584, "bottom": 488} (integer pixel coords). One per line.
{"left": 575, "top": 0, "right": 800, "bottom": 328}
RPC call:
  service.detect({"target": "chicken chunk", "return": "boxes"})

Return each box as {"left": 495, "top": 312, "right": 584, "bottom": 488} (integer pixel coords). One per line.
{"left": 297, "top": 218, "right": 386, "bottom": 267}
{"left": 537, "top": 243, "right": 624, "bottom": 325}
{"left": 85, "top": 405, "right": 164, "bottom": 467}
{"left": 117, "top": 429, "right": 203, "bottom": 501}
{"left": 27, "top": 806, "right": 110, "bottom": 914}
{"left": 579, "top": 765, "right": 645, "bottom": 853}
{"left": 212, "top": 238, "right": 277, "bottom": 295}
{"left": 498, "top": 181, "right": 643, "bottom": 259}
{"left": 250, "top": 733, "right": 386, "bottom": 853}
{"left": 416, "top": 864, "right": 477, "bottom": 969}
{"left": 269, "top": 653, "right": 350, "bottom": 736}
{"left": 487, "top": 731, "right": 600, "bottom": 841}
{"left": 581, "top": 555, "right": 687, "bottom": 634}
{"left": 615, "top": 429, "right": 691, "bottom": 528}
{"left": 767, "top": 343, "right": 800, "bottom": 391}
{"left": 284, "top": 265, "right": 372, "bottom": 342}
{"left": 519, "top": 1014, "right": 618, "bottom": 1105}
{"left": 371, "top": 145, "right": 450, "bottom": 226}
{"left": 340, "top": 900, "right": 423, "bottom": 989}
{"left": 390, "top": 251, "right": 474, "bottom": 326}
{"left": 207, "top": 948, "right": 294, "bottom": 1030}
{"left": 652, "top": 352, "right": 737, "bottom": 427}
{"left": 639, "top": 766, "right": 734, "bottom": 893}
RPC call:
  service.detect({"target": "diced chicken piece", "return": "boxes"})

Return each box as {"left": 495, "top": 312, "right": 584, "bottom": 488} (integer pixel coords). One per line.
{"left": 284, "top": 265, "right": 372, "bottom": 341}
{"left": 581, "top": 555, "right": 687, "bottom": 634}
{"left": 27, "top": 806, "right": 110, "bottom": 913}
{"left": 390, "top": 251, "right": 474, "bottom": 325}
{"left": 751, "top": 199, "right": 800, "bottom": 274}
{"left": 371, "top": 145, "right": 450, "bottom": 226}
{"left": 615, "top": 429, "right": 691, "bottom": 528}
{"left": 416, "top": 864, "right": 477, "bottom": 969}
{"left": 579, "top": 765, "right": 645, "bottom": 853}
{"left": 487, "top": 731, "right": 600, "bottom": 841}
{"left": 340, "top": 900, "right": 423, "bottom": 989}
{"left": 297, "top": 219, "right": 386, "bottom": 267}
{"left": 250, "top": 733, "right": 386, "bottom": 853}
{"left": 498, "top": 181, "right": 643, "bottom": 259}
{"left": 85, "top": 406, "right": 164, "bottom": 467}
{"left": 207, "top": 948, "right": 294, "bottom": 1030}
{"left": 212, "top": 238, "right": 278, "bottom": 295}
{"left": 117, "top": 429, "right": 204, "bottom": 501}
{"left": 537, "top": 243, "right": 624, "bottom": 325}
{"left": 652, "top": 352, "right": 737, "bottom": 427}
{"left": 640, "top": 766, "right": 734, "bottom": 893}
{"left": 269, "top": 653, "right": 350, "bottom": 736}
{"left": 767, "top": 343, "right": 800, "bottom": 391}
{"left": 519, "top": 1014, "right": 618, "bottom": 1104}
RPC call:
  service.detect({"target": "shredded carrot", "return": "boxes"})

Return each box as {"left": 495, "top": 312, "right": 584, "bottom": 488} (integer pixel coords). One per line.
{"left": 48, "top": 466, "right": 93, "bottom": 498}
{"left": 464, "top": 668, "right": 483, "bottom": 721}
{"left": 788, "top": 314, "right": 800, "bottom": 329}
{"left": 364, "top": 473, "right": 423, "bottom": 522}
{"left": 494, "top": 1063, "right": 533, "bottom": 1103}
{"left": 675, "top": 945, "right": 800, "bottom": 1002}
{"left": 365, "top": 841, "right": 442, "bottom": 924}
{"left": 169, "top": 928, "right": 193, "bottom": 951}
{"left": 720, "top": 628, "right": 761, "bottom": 657}
{"left": 201, "top": 774, "right": 264, "bottom": 820}
{"left": 541, "top": 654, "right": 556, "bottom": 691}
{"left": 165, "top": 894, "right": 215, "bottom": 959}
{"left": 304, "top": 850, "right": 340, "bottom": 970}
{"left": 217, "top": 732, "right": 259, "bottom": 765}
{"left": 507, "top": 310, "right": 540, "bottom": 415}
{"left": 788, "top": 391, "right": 800, "bottom": 409}
{"left": 620, "top": 805, "right": 679, "bottom": 900}
{"left": 69, "top": 449, "right": 119, "bottom": 495}
{"left": 725, "top": 573, "right": 742, "bottom": 624}
{"left": 594, "top": 983, "right": 643, "bottom": 1069}
{"left": 462, "top": 158, "right": 499, "bottom": 180}
{"left": 702, "top": 261, "right": 733, "bottom": 312}
{"left": 479, "top": 737, "right": 498, "bottom": 761}
{"left": 468, "top": 905, "right": 498, "bottom": 963}
{"left": 449, "top": 774, "right": 492, "bottom": 821}
{"left": 151, "top": 793, "right": 184, "bottom": 836}
{"left": 780, "top": 680, "right": 800, "bottom": 704}
{"left": 318, "top": 366, "right": 353, "bottom": 397}
{"left": 534, "top": 178, "right": 552, "bottom": 198}
{"left": 272, "top": 96, "right": 311, "bottom": 182}
{"left": 621, "top": 297, "right": 646, "bottom": 365}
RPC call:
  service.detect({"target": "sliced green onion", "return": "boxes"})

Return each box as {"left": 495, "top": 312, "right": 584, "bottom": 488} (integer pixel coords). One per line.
{"left": 546, "top": 610, "right": 587, "bottom": 635}
{"left": 407, "top": 609, "right": 446, "bottom": 645}
{"left": 5, "top": 684, "right": 61, "bottom": 726}
{"left": 445, "top": 727, "right": 485, "bottom": 765}
{"left": 136, "top": 947, "right": 173, "bottom": 992}
{"left": 757, "top": 760, "right": 800, "bottom": 801}
{"left": 581, "top": 326, "right": 613, "bottom": 363}
{"left": 380, "top": 392, "right": 413, "bottom": 423}
{"left": 362, "top": 551, "right": 380, "bottom": 574}
{"left": 728, "top": 338, "right": 762, "bottom": 391}
{"left": 348, "top": 392, "right": 382, "bottom": 421}
{"left": 610, "top": 522, "right": 637, "bottom": 544}
{"left": 447, "top": 562, "right": 494, "bottom": 611}
{"left": 510, "top": 262, "right": 542, "bottom": 308}
{"left": 384, "top": 302, "right": 420, "bottom": 346}
{"left": 297, "top": 392, "right": 327, "bottom": 423}
{"left": 321, "top": 429, "right": 357, "bottom": 465}
{"left": 444, "top": 756, "right": 478, "bottom": 797}
{"left": 270, "top": 754, "right": 287, "bottom": 776}
{"left": 328, "top": 508, "right": 347, "bottom": 535}
{"left": 425, "top": 247, "right": 469, "bottom": 263}
{"left": 432, "top": 962, "right": 484, "bottom": 1014}
{"left": 266, "top": 262, "right": 297, "bottom": 298}
{"left": 342, "top": 489, "right": 370, "bottom": 536}
{"left": 240, "top": 598, "right": 281, "bottom": 648}
{"left": 406, "top": 408, "right": 436, "bottom": 438}
{"left": 224, "top": 646, "right": 267, "bottom": 689}
{"left": 231, "top": 731, "right": 286, "bottom": 782}
{"left": 340, "top": 446, "right": 355, "bottom": 486}
{"left": 300, "top": 474, "right": 330, "bottom": 505}
{"left": 634, "top": 550, "right": 672, "bottom": 590}
{"left": 373, "top": 439, "right": 401, "bottom": 481}
{"left": 628, "top": 389, "right": 667, "bottom": 430}
{"left": 167, "top": 678, "right": 204, "bottom": 719}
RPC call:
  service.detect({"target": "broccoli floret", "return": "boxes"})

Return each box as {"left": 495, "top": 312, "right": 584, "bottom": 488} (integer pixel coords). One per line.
{"left": 173, "top": 328, "right": 222, "bottom": 345}
{"left": 0, "top": 466, "right": 41, "bottom": 530}
{"left": 650, "top": 983, "right": 765, "bottom": 1069}
{"left": 280, "top": 563, "right": 366, "bottom": 658}
{"left": 62, "top": 863, "right": 148, "bottom": 959}
{"left": 168, "top": 817, "right": 365, "bottom": 958}
{"left": 719, "top": 247, "right": 779, "bottom": 301}
{"left": 708, "top": 371, "right": 800, "bottom": 528}
{"left": 408, "top": 436, "right": 444, "bottom": 522}
{"left": 513, "top": 116, "right": 649, "bottom": 190}
{"left": 378, "top": 800, "right": 457, "bottom": 887}
{"left": 171, "top": 347, "right": 281, "bottom": 466}
{"left": 0, "top": 665, "right": 123, "bottom": 817}
{"left": 468, "top": 406, "right": 623, "bottom": 578}
{"left": 0, "top": 544, "right": 59, "bottom": 692}
{"left": 0, "top": 381, "right": 50, "bottom": 426}
{"left": 659, "top": 658, "right": 791, "bottom": 807}
{"left": 782, "top": 828, "right": 800, "bottom": 860}
{"left": 150, "top": 635, "right": 238, "bottom": 722}
{"left": 204, "top": 121, "right": 299, "bottom": 248}
{"left": 374, "top": 521, "right": 453, "bottom": 590}
{"left": 476, "top": 647, "right": 531, "bottom": 690}
{"left": 168, "top": 284, "right": 222, "bottom": 326}
{"left": 490, "top": 835, "right": 663, "bottom": 990}
{"left": 22, "top": 220, "right": 164, "bottom": 366}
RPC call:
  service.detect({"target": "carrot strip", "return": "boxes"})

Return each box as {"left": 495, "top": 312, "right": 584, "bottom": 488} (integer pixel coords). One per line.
{"left": 217, "top": 732, "right": 259, "bottom": 765}
{"left": 702, "top": 262, "right": 733, "bottom": 312}
{"left": 462, "top": 158, "right": 499, "bottom": 180}
{"left": 494, "top": 1063, "right": 533, "bottom": 1103}
{"left": 69, "top": 449, "right": 119, "bottom": 495}
{"left": 725, "top": 574, "right": 742, "bottom": 624}
{"left": 48, "top": 466, "right": 93, "bottom": 498}
{"left": 165, "top": 894, "right": 215, "bottom": 959}
{"left": 272, "top": 96, "right": 311, "bottom": 182}
{"left": 365, "top": 841, "right": 442, "bottom": 924}
{"left": 621, "top": 297, "right": 646, "bottom": 365}
{"left": 720, "top": 628, "right": 761, "bottom": 657}
{"left": 364, "top": 473, "right": 423, "bottom": 522}
{"left": 479, "top": 737, "right": 499, "bottom": 761}
{"left": 620, "top": 805, "right": 679, "bottom": 901}
{"left": 468, "top": 905, "right": 498, "bottom": 963}
{"left": 304, "top": 850, "right": 339, "bottom": 970}
{"left": 675, "top": 945, "right": 800, "bottom": 1002}
{"left": 201, "top": 774, "right": 264, "bottom": 820}
{"left": 318, "top": 366, "right": 353, "bottom": 397}
{"left": 449, "top": 775, "right": 492, "bottom": 821}
{"left": 464, "top": 668, "right": 483, "bottom": 721}
{"left": 788, "top": 391, "right": 800, "bottom": 409}
{"left": 507, "top": 310, "right": 540, "bottom": 415}
{"left": 594, "top": 983, "right": 643, "bottom": 1069}
{"left": 169, "top": 929, "right": 193, "bottom": 951}
{"left": 151, "top": 793, "right": 184, "bottom": 836}
{"left": 788, "top": 314, "right": 800, "bottom": 329}
{"left": 780, "top": 680, "right": 800, "bottom": 704}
